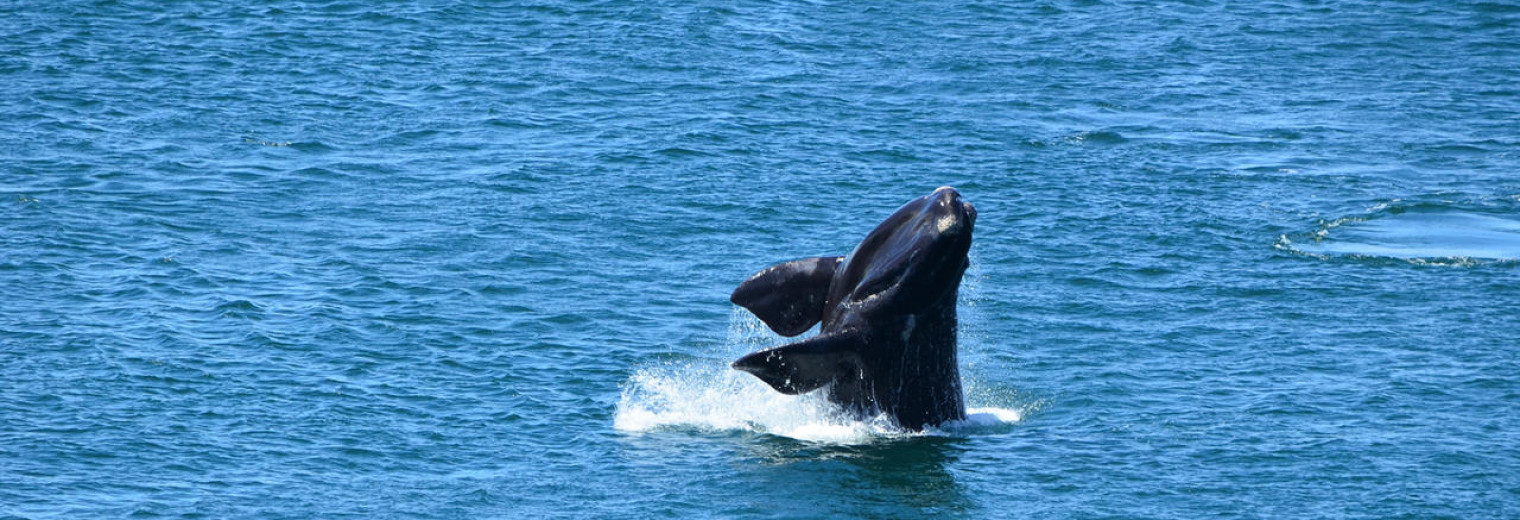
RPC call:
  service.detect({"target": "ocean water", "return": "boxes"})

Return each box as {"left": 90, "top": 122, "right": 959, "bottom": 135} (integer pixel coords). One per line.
{"left": 4, "top": 0, "right": 1519, "bottom": 518}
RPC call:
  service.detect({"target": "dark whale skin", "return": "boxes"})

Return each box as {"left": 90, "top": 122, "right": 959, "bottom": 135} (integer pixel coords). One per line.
{"left": 731, "top": 186, "right": 976, "bottom": 431}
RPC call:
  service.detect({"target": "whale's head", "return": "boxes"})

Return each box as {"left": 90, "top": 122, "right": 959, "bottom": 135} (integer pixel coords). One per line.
{"left": 831, "top": 186, "right": 976, "bottom": 317}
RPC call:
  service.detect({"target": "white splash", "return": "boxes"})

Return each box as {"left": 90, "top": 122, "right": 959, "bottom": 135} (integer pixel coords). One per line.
{"left": 948, "top": 407, "right": 1025, "bottom": 430}
{"left": 613, "top": 360, "right": 893, "bottom": 443}
{"left": 613, "top": 362, "right": 1024, "bottom": 443}
{"left": 614, "top": 284, "right": 1021, "bottom": 443}
{"left": 614, "top": 309, "right": 1023, "bottom": 444}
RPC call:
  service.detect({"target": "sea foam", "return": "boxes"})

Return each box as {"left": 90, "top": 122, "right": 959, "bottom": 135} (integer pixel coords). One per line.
{"left": 613, "top": 361, "right": 1023, "bottom": 443}
{"left": 614, "top": 309, "right": 1021, "bottom": 443}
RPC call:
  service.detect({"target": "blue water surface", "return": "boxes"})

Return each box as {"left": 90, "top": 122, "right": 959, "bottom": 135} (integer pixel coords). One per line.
{"left": 4, "top": 1, "right": 1520, "bottom": 518}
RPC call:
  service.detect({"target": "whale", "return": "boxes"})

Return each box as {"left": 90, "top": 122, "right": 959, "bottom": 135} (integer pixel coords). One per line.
{"left": 730, "top": 186, "right": 976, "bottom": 431}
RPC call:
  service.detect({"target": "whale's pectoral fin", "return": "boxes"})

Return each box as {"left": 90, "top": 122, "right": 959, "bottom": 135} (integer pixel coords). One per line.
{"left": 731, "top": 332, "right": 864, "bottom": 395}
{"left": 730, "top": 256, "right": 844, "bottom": 337}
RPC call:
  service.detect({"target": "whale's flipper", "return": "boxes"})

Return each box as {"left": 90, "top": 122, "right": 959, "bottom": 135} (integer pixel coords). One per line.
{"left": 730, "top": 256, "right": 844, "bottom": 337}
{"left": 731, "top": 332, "right": 864, "bottom": 394}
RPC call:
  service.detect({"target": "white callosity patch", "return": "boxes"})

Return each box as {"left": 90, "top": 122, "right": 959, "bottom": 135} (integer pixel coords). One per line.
{"left": 936, "top": 213, "right": 959, "bottom": 234}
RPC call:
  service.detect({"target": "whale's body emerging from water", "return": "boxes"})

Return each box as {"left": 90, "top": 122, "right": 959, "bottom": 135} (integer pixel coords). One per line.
{"left": 731, "top": 186, "right": 976, "bottom": 431}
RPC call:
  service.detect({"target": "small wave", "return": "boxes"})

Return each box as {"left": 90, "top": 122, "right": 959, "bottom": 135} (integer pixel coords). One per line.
{"left": 1281, "top": 196, "right": 1520, "bottom": 265}
{"left": 1064, "top": 130, "right": 1128, "bottom": 145}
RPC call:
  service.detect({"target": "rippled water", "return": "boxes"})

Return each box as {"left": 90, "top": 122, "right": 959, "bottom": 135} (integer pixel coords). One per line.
{"left": 4, "top": 1, "right": 1520, "bottom": 518}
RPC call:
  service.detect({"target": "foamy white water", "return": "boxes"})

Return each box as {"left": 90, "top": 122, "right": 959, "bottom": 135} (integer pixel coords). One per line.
{"left": 613, "top": 360, "right": 891, "bottom": 443}
{"left": 615, "top": 309, "right": 1022, "bottom": 442}
{"left": 614, "top": 360, "right": 1023, "bottom": 443}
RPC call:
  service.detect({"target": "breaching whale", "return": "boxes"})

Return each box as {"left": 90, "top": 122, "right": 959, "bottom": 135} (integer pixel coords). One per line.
{"left": 730, "top": 186, "right": 976, "bottom": 431}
